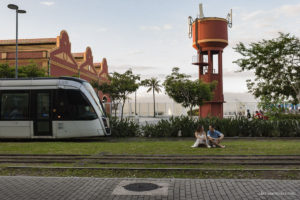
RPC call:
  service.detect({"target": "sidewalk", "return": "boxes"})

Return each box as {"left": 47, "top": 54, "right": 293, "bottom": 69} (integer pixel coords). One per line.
{"left": 0, "top": 176, "right": 298, "bottom": 200}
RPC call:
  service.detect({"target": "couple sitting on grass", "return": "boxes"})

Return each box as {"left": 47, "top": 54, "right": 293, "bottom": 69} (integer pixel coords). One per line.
{"left": 191, "top": 124, "right": 225, "bottom": 148}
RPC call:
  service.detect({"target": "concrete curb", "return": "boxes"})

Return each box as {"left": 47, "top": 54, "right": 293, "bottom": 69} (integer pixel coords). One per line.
{"left": 0, "top": 154, "right": 300, "bottom": 157}
{"left": 4, "top": 166, "right": 300, "bottom": 172}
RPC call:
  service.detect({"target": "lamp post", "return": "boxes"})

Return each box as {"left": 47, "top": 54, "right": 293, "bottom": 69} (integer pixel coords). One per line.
{"left": 7, "top": 4, "right": 26, "bottom": 79}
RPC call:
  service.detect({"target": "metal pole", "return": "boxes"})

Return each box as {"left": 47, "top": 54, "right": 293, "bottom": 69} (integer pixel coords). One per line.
{"left": 15, "top": 10, "right": 18, "bottom": 78}
{"left": 46, "top": 51, "right": 50, "bottom": 76}
{"left": 135, "top": 91, "right": 137, "bottom": 115}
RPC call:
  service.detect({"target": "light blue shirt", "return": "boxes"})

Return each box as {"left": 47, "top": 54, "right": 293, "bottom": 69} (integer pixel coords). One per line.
{"left": 207, "top": 130, "right": 222, "bottom": 138}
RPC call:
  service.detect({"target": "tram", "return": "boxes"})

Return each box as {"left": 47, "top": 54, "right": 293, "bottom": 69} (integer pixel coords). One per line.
{"left": 0, "top": 77, "right": 111, "bottom": 138}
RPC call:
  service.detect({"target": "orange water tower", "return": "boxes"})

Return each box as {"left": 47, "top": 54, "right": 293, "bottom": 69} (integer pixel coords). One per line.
{"left": 188, "top": 4, "right": 232, "bottom": 118}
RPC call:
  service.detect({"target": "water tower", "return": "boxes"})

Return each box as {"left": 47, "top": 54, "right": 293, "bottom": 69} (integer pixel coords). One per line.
{"left": 188, "top": 4, "right": 232, "bottom": 118}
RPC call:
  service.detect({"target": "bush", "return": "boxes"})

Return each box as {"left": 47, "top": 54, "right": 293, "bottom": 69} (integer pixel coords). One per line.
{"left": 143, "top": 119, "right": 174, "bottom": 137}
{"left": 275, "top": 113, "right": 300, "bottom": 120}
{"left": 0, "top": 63, "right": 47, "bottom": 78}
{"left": 109, "top": 116, "right": 300, "bottom": 137}
{"left": 109, "top": 117, "right": 140, "bottom": 137}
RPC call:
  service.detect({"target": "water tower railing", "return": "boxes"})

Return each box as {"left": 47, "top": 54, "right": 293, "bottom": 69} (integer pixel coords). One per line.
{"left": 192, "top": 55, "right": 208, "bottom": 65}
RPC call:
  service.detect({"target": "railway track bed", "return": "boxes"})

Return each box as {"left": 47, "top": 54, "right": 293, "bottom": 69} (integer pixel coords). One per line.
{"left": 0, "top": 154, "right": 300, "bottom": 166}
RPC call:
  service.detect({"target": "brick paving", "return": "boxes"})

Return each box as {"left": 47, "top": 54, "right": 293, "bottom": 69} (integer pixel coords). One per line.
{"left": 0, "top": 176, "right": 299, "bottom": 200}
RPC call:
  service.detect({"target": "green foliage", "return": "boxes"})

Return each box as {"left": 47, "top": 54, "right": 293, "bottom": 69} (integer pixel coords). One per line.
{"left": 275, "top": 113, "right": 300, "bottom": 120}
{"left": 257, "top": 97, "right": 282, "bottom": 120}
{"left": 163, "top": 67, "right": 216, "bottom": 116}
{"left": 109, "top": 117, "right": 140, "bottom": 137}
{"left": 233, "top": 33, "right": 300, "bottom": 105}
{"left": 0, "top": 63, "right": 14, "bottom": 78}
{"left": 187, "top": 108, "right": 199, "bottom": 116}
{"left": 19, "top": 63, "right": 47, "bottom": 77}
{"left": 93, "top": 69, "right": 140, "bottom": 120}
{"left": 94, "top": 79, "right": 122, "bottom": 118}
{"left": 110, "top": 116, "right": 300, "bottom": 137}
{"left": 0, "top": 63, "right": 46, "bottom": 78}
{"left": 143, "top": 119, "right": 174, "bottom": 137}
{"left": 257, "top": 96, "right": 300, "bottom": 120}
{"left": 141, "top": 77, "right": 162, "bottom": 117}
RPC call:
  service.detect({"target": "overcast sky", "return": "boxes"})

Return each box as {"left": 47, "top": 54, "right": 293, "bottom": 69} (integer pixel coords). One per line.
{"left": 1, "top": 0, "right": 300, "bottom": 96}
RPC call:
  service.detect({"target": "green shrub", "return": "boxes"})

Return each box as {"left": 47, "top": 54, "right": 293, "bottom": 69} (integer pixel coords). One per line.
{"left": 109, "top": 117, "right": 140, "bottom": 137}
{"left": 170, "top": 116, "right": 198, "bottom": 137}
{"left": 110, "top": 116, "right": 300, "bottom": 137}
{"left": 276, "top": 120, "right": 300, "bottom": 137}
{"left": 143, "top": 119, "right": 174, "bottom": 137}
{"left": 275, "top": 113, "right": 300, "bottom": 120}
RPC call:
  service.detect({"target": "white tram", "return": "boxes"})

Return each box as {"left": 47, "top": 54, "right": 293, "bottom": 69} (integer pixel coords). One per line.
{"left": 0, "top": 77, "right": 111, "bottom": 138}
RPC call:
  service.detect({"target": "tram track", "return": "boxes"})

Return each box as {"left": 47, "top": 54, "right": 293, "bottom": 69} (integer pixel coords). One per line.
{"left": 0, "top": 154, "right": 300, "bottom": 166}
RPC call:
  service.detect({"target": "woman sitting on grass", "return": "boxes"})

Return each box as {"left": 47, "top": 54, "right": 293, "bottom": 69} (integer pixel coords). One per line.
{"left": 191, "top": 125, "right": 211, "bottom": 148}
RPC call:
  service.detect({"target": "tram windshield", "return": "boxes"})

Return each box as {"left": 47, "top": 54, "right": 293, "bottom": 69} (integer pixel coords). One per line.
{"left": 83, "top": 82, "right": 106, "bottom": 117}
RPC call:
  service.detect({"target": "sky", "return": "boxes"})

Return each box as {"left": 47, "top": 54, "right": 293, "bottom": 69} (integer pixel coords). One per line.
{"left": 1, "top": 0, "right": 300, "bottom": 98}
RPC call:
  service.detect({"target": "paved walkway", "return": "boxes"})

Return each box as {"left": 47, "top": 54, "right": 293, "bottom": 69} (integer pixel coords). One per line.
{"left": 0, "top": 176, "right": 299, "bottom": 200}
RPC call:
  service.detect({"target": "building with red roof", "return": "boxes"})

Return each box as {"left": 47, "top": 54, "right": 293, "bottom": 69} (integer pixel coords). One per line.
{"left": 0, "top": 30, "right": 110, "bottom": 103}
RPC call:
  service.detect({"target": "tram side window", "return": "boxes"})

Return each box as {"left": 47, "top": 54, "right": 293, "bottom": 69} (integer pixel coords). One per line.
{"left": 0, "top": 92, "right": 29, "bottom": 120}
{"left": 55, "top": 90, "right": 69, "bottom": 120}
{"left": 54, "top": 89, "right": 97, "bottom": 120}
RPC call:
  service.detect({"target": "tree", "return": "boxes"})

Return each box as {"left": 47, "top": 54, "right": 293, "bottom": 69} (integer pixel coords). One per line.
{"left": 0, "top": 63, "right": 14, "bottom": 78}
{"left": 0, "top": 63, "right": 46, "bottom": 78}
{"left": 233, "top": 33, "right": 300, "bottom": 105}
{"left": 19, "top": 63, "right": 46, "bottom": 77}
{"left": 94, "top": 69, "right": 140, "bottom": 120}
{"left": 91, "top": 80, "right": 121, "bottom": 118}
{"left": 115, "top": 70, "right": 140, "bottom": 120}
{"left": 163, "top": 67, "right": 216, "bottom": 117}
{"left": 141, "top": 78, "right": 162, "bottom": 117}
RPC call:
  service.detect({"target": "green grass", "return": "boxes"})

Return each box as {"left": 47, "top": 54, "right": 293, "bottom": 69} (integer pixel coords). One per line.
{"left": 1, "top": 138, "right": 299, "bottom": 179}
{"left": 0, "top": 139, "right": 299, "bottom": 155}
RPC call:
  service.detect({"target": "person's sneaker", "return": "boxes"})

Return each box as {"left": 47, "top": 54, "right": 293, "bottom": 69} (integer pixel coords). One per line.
{"left": 212, "top": 145, "right": 216, "bottom": 148}
{"left": 207, "top": 146, "right": 211, "bottom": 148}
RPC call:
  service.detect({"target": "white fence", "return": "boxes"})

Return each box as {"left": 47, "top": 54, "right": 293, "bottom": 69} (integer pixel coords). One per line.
{"left": 103, "top": 102, "right": 188, "bottom": 117}
{"left": 103, "top": 101, "right": 262, "bottom": 118}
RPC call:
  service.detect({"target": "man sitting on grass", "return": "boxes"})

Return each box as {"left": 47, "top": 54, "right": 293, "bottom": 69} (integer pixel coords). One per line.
{"left": 207, "top": 125, "right": 225, "bottom": 148}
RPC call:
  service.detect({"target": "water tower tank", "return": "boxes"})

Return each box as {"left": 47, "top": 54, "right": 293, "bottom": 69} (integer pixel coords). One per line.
{"left": 192, "top": 17, "right": 228, "bottom": 50}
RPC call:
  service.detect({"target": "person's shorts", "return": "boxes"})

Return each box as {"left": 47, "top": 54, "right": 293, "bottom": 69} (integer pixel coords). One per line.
{"left": 208, "top": 138, "right": 219, "bottom": 145}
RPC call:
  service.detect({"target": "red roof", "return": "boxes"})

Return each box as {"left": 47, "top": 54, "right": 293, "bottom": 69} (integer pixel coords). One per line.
{"left": 0, "top": 38, "right": 57, "bottom": 45}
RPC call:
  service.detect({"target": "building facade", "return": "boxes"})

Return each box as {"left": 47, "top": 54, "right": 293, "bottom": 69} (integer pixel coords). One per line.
{"left": 0, "top": 30, "right": 110, "bottom": 102}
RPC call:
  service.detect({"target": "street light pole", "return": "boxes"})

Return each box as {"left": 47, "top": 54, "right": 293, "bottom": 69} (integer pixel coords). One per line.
{"left": 7, "top": 4, "right": 26, "bottom": 79}
{"left": 16, "top": 9, "right": 18, "bottom": 78}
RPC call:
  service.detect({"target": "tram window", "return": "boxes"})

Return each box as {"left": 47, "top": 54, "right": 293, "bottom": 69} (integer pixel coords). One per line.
{"left": 0, "top": 92, "right": 29, "bottom": 120}
{"left": 54, "top": 90, "right": 97, "bottom": 120}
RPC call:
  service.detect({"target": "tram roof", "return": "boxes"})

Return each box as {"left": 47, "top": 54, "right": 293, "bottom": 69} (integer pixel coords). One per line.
{"left": 0, "top": 77, "right": 88, "bottom": 87}
{"left": 0, "top": 77, "right": 86, "bottom": 83}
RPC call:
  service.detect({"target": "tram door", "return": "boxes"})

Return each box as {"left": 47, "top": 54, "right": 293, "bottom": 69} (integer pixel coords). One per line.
{"left": 33, "top": 91, "right": 52, "bottom": 136}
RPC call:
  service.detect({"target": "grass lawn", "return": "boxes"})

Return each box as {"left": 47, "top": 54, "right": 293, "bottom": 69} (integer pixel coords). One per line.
{"left": 0, "top": 138, "right": 299, "bottom": 155}
{"left": 0, "top": 138, "right": 299, "bottom": 179}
